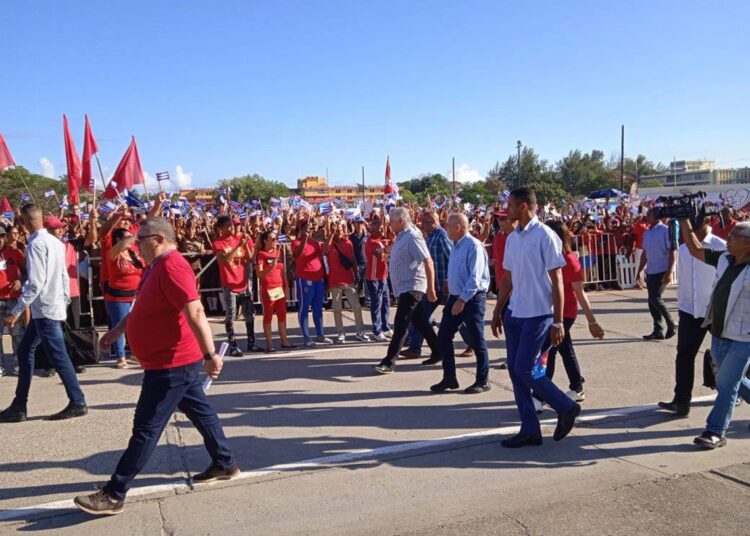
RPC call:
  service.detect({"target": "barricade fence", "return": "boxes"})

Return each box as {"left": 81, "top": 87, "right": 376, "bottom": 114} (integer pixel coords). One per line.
{"left": 571, "top": 233, "right": 618, "bottom": 286}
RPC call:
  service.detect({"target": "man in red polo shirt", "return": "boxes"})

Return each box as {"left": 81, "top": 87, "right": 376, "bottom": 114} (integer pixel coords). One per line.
{"left": 74, "top": 217, "right": 238, "bottom": 516}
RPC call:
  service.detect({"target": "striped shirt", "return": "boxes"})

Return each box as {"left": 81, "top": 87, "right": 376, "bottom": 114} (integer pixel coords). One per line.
{"left": 389, "top": 226, "right": 430, "bottom": 296}
{"left": 426, "top": 226, "right": 452, "bottom": 292}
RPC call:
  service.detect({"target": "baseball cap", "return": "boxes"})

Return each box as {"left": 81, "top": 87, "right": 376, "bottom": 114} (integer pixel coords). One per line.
{"left": 44, "top": 215, "right": 67, "bottom": 229}
{"left": 354, "top": 216, "right": 365, "bottom": 223}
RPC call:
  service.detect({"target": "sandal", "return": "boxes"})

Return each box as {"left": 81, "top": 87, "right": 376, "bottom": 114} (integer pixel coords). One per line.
{"left": 280, "top": 343, "right": 297, "bottom": 349}
{"left": 265, "top": 345, "right": 276, "bottom": 354}
{"left": 115, "top": 359, "right": 128, "bottom": 369}
{"left": 247, "top": 344, "right": 264, "bottom": 353}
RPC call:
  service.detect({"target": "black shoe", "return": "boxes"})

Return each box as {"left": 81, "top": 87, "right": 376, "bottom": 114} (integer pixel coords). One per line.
{"left": 464, "top": 383, "right": 491, "bottom": 394}
{"left": 498, "top": 362, "right": 508, "bottom": 370}
{"left": 553, "top": 403, "right": 581, "bottom": 441}
{"left": 658, "top": 400, "right": 690, "bottom": 417}
{"left": 0, "top": 406, "right": 27, "bottom": 423}
{"left": 421, "top": 355, "right": 442, "bottom": 365}
{"left": 192, "top": 463, "right": 241, "bottom": 484}
{"left": 501, "top": 433, "right": 543, "bottom": 448}
{"left": 664, "top": 326, "right": 676, "bottom": 340}
{"left": 246, "top": 343, "right": 263, "bottom": 353}
{"left": 373, "top": 361, "right": 395, "bottom": 374}
{"left": 229, "top": 346, "right": 243, "bottom": 357}
{"left": 45, "top": 404, "right": 88, "bottom": 421}
{"left": 643, "top": 332, "right": 665, "bottom": 340}
{"left": 75, "top": 365, "right": 87, "bottom": 374}
{"left": 694, "top": 431, "right": 726, "bottom": 449}
{"left": 430, "top": 379, "right": 460, "bottom": 392}
{"left": 74, "top": 488, "right": 124, "bottom": 516}
{"left": 36, "top": 368, "right": 57, "bottom": 378}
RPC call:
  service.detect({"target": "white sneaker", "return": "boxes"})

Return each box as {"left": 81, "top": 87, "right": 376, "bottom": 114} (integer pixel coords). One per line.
{"left": 566, "top": 390, "right": 586, "bottom": 402}
{"left": 373, "top": 332, "right": 388, "bottom": 342}
{"left": 355, "top": 331, "right": 371, "bottom": 342}
{"left": 335, "top": 333, "right": 346, "bottom": 344}
{"left": 533, "top": 398, "right": 545, "bottom": 414}
{"left": 383, "top": 330, "right": 394, "bottom": 339}
{"left": 316, "top": 336, "right": 333, "bottom": 344}
{"left": 303, "top": 339, "right": 317, "bottom": 348}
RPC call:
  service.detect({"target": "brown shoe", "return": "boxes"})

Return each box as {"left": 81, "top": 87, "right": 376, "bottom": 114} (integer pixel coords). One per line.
{"left": 192, "top": 463, "right": 241, "bottom": 484}
{"left": 74, "top": 488, "right": 124, "bottom": 516}
{"left": 457, "top": 348, "right": 474, "bottom": 357}
{"left": 399, "top": 349, "right": 421, "bottom": 359}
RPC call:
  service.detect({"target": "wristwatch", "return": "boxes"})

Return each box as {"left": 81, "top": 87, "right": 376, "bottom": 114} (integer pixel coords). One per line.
{"left": 203, "top": 352, "right": 214, "bottom": 361}
{"left": 551, "top": 322, "right": 564, "bottom": 329}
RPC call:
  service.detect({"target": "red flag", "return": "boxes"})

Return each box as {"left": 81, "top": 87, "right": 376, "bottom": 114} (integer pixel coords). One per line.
{"left": 82, "top": 114, "right": 99, "bottom": 192}
{"left": 104, "top": 137, "right": 144, "bottom": 199}
{"left": 0, "top": 133, "right": 15, "bottom": 170}
{"left": 383, "top": 156, "right": 398, "bottom": 196}
{"left": 63, "top": 114, "right": 83, "bottom": 204}
{"left": 0, "top": 197, "right": 11, "bottom": 213}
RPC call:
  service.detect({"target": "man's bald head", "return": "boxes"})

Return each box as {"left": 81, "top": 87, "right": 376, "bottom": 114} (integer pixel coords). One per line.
{"left": 446, "top": 213, "right": 469, "bottom": 241}
{"left": 20, "top": 204, "right": 44, "bottom": 233}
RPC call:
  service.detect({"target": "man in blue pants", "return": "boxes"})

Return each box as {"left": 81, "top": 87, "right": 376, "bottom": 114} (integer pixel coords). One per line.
{"left": 491, "top": 188, "right": 580, "bottom": 448}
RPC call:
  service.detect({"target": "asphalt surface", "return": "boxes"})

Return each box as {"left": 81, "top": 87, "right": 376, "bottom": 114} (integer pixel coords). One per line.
{"left": 0, "top": 289, "right": 748, "bottom": 535}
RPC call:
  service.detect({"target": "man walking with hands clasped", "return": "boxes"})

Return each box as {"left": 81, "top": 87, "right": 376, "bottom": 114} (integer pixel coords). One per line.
{"left": 491, "top": 188, "right": 581, "bottom": 448}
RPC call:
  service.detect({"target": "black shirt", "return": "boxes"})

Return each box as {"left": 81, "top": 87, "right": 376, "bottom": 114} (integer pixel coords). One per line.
{"left": 349, "top": 231, "right": 367, "bottom": 266}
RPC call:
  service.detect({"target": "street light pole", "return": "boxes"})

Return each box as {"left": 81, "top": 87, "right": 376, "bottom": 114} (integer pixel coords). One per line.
{"left": 516, "top": 140, "right": 522, "bottom": 188}
{"left": 452, "top": 157, "right": 456, "bottom": 196}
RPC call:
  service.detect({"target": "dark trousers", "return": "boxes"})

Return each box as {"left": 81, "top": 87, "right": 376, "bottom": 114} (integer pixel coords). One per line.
{"left": 12, "top": 318, "right": 86, "bottom": 411}
{"left": 104, "top": 360, "right": 235, "bottom": 501}
{"left": 532, "top": 317, "right": 584, "bottom": 401}
{"left": 646, "top": 272, "right": 674, "bottom": 333}
{"left": 222, "top": 288, "right": 255, "bottom": 348}
{"left": 674, "top": 310, "right": 709, "bottom": 405}
{"left": 67, "top": 296, "right": 81, "bottom": 330}
{"left": 366, "top": 280, "right": 391, "bottom": 335}
{"left": 439, "top": 293, "right": 490, "bottom": 385}
{"left": 384, "top": 291, "right": 440, "bottom": 364}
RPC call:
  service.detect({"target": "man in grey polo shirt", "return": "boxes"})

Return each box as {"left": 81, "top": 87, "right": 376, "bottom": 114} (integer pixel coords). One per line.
{"left": 636, "top": 209, "right": 676, "bottom": 340}
{"left": 374, "top": 207, "right": 440, "bottom": 374}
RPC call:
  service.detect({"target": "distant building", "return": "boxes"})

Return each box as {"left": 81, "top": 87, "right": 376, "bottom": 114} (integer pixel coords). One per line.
{"left": 180, "top": 188, "right": 215, "bottom": 202}
{"left": 297, "top": 176, "right": 385, "bottom": 204}
{"left": 640, "top": 160, "right": 744, "bottom": 187}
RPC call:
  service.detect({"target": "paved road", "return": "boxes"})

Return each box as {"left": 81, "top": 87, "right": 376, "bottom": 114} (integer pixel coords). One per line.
{"left": 0, "top": 289, "right": 748, "bottom": 534}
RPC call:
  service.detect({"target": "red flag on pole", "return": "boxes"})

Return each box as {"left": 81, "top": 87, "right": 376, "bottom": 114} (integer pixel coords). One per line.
{"left": 81, "top": 114, "right": 99, "bottom": 193}
{"left": 383, "top": 156, "right": 398, "bottom": 196}
{"left": 63, "top": 114, "right": 83, "bottom": 205}
{"left": 0, "top": 197, "right": 11, "bottom": 213}
{"left": 0, "top": 133, "right": 15, "bottom": 170}
{"left": 104, "top": 137, "right": 144, "bottom": 199}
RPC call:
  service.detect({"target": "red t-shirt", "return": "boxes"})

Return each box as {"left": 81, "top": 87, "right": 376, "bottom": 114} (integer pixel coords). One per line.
{"left": 105, "top": 247, "right": 144, "bottom": 302}
{"left": 257, "top": 248, "right": 284, "bottom": 290}
{"left": 212, "top": 234, "right": 252, "bottom": 292}
{"left": 632, "top": 221, "right": 649, "bottom": 249}
{"left": 328, "top": 239, "right": 355, "bottom": 287}
{"left": 365, "top": 237, "right": 388, "bottom": 281}
{"left": 562, "top": 252, "right": 583, "bottom": 319}
{"left": 0, "top": 246, "right": 25, "bottom": 299}
{"left": 292, "top": 238, "right": 324, "bottom": 282}
{"left": 126, "top": 250, "right": 203, "bottom": 370}
{"left": 492, "top": 232, "right": 509, "bottom": 282}
{"left": 65, "top": 242, "right": 80, "bottom": 298}
{"left": 712, "top": 218, "right": 736, "bottom": 240}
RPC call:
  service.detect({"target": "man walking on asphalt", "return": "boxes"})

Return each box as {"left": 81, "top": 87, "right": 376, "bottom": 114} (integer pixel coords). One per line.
{"left": 74, "top": 218, "right": 238, "bottom": 515}
{"left": 430, "top": 213, "right": 491, "bottom": 394}
{"left": 0, "top": 204, "right": 87, "bottom": 423}
{"left": 491, "top": 188, "right": 580, "bottom": 448}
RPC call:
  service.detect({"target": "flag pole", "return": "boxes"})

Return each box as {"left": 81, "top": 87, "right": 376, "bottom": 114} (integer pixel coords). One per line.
{"left": 15, "top": 171, "right": 36, "bottom": 204}
{"left": 94, "top": 154, "right": 108, "bottom": 191}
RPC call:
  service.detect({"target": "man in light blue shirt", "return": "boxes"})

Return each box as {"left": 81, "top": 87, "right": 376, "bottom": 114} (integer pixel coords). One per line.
{"left": 636, "top": 210, "right": 676, "bottom": 340}
{"left": 490, "top": 188, "right": 579, "bottom": 448}
{"left": 0, "top": 204, "right": 87, "bottom": 423}
{"left": 431, "top": 214, "right": 491, "bottom": 394}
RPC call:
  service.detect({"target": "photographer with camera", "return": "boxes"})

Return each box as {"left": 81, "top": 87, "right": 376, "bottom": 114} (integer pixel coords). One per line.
{"left": 636, "top": 209, "right": 677, "bottom": 340}
{"left": 680, "top": 218, "right": 750, "bottom": 449}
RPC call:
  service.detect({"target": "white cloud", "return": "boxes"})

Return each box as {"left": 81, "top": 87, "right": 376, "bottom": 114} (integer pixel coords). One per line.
{"left": 136, "top": 165, "right": 193, "bottom": 196}
{"left": 448, "top": 163, "right": 483, "bottom": 183}
{"left": 173, "top": 165, "right": 193, "bottom": 189}
{"left": 39, "top": 157, "right": 55, "bottom": 178}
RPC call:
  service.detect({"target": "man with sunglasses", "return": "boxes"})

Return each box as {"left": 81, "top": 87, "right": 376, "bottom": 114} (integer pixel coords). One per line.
{"left": 74, "top": 217, "right": 237, "bottom": 515}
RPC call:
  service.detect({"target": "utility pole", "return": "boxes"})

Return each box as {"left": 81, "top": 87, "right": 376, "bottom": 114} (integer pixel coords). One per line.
{"left": 516, "top": 140, "right": 522, "bottom": 188}
{"left": 452, "top": 157, "right": 456, "bottom": 195}
{"left": 620, "top": 125, "right": 625, "bottom": 191}
{"left": 361, "top": 166, "right": 365, "bottom": 205}
{"left": 673, "top": 156, "right": 677, "bottom": 188}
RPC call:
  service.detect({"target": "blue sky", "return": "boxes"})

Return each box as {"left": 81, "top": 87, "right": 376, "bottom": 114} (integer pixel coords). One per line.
{"left": 2, "top": 0, "right": 748, "bottom": 190}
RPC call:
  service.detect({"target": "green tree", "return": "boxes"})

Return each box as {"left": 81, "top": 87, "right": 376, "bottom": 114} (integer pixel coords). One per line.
{"left": 398, "top": 173, "right": 451, "bottom": 195}
{"left": 458, "top": 181, "right": 491, "bottom": 205}
{"left": 487, "top": 147, "right": 551, "bottom": 188}
{"left": 0, "top": 166, "right": 68, "bottom": 213}
{"left": 638, "top": 178, "right": 664, "bottom": 188}
{"left": 218, "top": 173, "right": 289, "bottom": 205}
{"left": 526, "top": 179, "right": 568, "bottom": 205}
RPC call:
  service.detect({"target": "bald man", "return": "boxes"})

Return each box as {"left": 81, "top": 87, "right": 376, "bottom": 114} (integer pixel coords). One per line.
{"left": 431, "top": 214, "right": 491, "bottom": 394}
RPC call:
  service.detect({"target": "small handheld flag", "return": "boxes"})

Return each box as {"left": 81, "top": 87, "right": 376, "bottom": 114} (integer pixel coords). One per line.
{"left": 531, "top": 347, "right": 551, "bottom": 380}
{"left": 156, "top": 171, "right": 170, "bottom": 182}
{"left": 20, "top": 193, "right": 31, "bottom": 202}
{"left": 44, "top": 189, "right": 56, "bottom": 198}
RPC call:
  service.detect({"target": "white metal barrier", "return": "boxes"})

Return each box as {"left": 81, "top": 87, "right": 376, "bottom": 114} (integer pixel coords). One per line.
{"left": 571, "top": 233, "right": 618, "bottom": 285}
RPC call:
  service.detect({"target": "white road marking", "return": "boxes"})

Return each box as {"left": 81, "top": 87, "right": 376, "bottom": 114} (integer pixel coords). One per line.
{"left": 0, "top": 394, "right": 717, "bottom": 523}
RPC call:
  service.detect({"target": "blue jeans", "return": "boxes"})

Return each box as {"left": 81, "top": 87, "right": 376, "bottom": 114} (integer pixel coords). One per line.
{"left": 504, "top": 311, "right": 576, "bottom": 436}
{"left": 103, "top": 360, "right": 235, "bottom": 501}
{"left": 408, "top": 292, "right": 470, "bottom": 354}
{"left": 706, "top": 336, "right": 750, "bottom": 436}
{"left": 438, "top": 293, "right": 490, "bottom": 385}
{"left": 12, "top": 318, "right": 86, "bottom": 411}
{"left": 366, "top": 280, "right": 391, "bottom": 335}
{"left": 296, "top": 278, "right": 324, "bottom": 340}
{"left": 105, "top": 300, "right": 132, "bottom": 359}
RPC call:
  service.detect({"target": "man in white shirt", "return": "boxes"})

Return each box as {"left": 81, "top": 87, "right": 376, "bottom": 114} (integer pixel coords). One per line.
{"left": 659, "top": 218, "right": 726, "bottom": 416}
{"left": 0, "top": 204, "right": 87, "bottom": 423}
{"left": 491, "top": 188, "right": 580, "bottom": 448}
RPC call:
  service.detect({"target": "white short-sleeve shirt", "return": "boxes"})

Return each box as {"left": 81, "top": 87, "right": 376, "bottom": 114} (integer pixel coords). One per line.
{"left": 503, "top": 216, "right": 566, "bottom": 318}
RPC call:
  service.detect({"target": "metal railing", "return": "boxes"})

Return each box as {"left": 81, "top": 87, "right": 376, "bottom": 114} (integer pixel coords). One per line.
{"left": 571, "top": 233, "right": 618, "bottom": 285}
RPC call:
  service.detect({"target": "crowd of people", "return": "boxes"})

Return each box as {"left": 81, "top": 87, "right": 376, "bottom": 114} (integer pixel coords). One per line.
{"left": 0, "top": 186, "right": 748, "bottom": 515}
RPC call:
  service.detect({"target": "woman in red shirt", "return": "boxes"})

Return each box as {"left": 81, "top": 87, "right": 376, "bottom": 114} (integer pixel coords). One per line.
{"left": 105, "top": 228, "right": 144, "bottom": 368}
{"left": 256, "top": 229, "right": 294, "bottom": 352}
{"left": 533, "top": 220, "right": 605, "bottom": 410}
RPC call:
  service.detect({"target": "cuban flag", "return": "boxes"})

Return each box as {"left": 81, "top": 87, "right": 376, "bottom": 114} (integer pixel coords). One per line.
{"left": 319, "top": 200, "right": 333, "bottom": 215}
{"left": 20, "top": 192, "right": 31, "bottom": 202}
{"left": 44, "top": 189, "right": 56, "bottom": 199}
{"left": 278, "top": 233, "right": 290, "bottom": 244}
{"left": 499, "top": 189, "right": 510, "bottom": 202}
{"left": 210, "top": 208, "right": 219, "bottom": 216}
{"left": 156, "top": 171, "right": 170, "bottom": 183}
{"left": 229, "top": 200, "right": 241, "bottom": 212}
{"left": 332, "top": 198, "right": 344, "bottom": 208}
{"left": 99, "top": 201, "right": 116, "bottom": 214}
{"left": 2, "top": 211, "right": 14, "bottom": 220}
{"left": 59, "top": 195, "right": 69, "bottom": 209}
{"left": 81, "top": 213, "right": 90, "bottom": 221}
{"left": 161, "top": 200, "right": 171, "bottom": 210}
{"left": 531, "top": 347, "right": 551, "bottom": 379}
{"left": 217, "top": 186, "right": 230, "bottom": 195}
{"left": 270, "top": 197, "right": 281, "bottom": 207}
{"left": 300, "top": 198, "right": 312, "bottom": 210}
{"left": 125, "top": 189, "right": 145, "bottom": 208}
{"left": 196, "top": 200, "right": 206, "bottom": 208}
{"left": 251, "top": 199, "right": 261, "bottom": 207}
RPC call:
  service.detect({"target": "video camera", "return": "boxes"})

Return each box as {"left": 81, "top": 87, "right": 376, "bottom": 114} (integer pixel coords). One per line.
{"left": 652, "top": 191, "right": 721, "bottom": 229}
